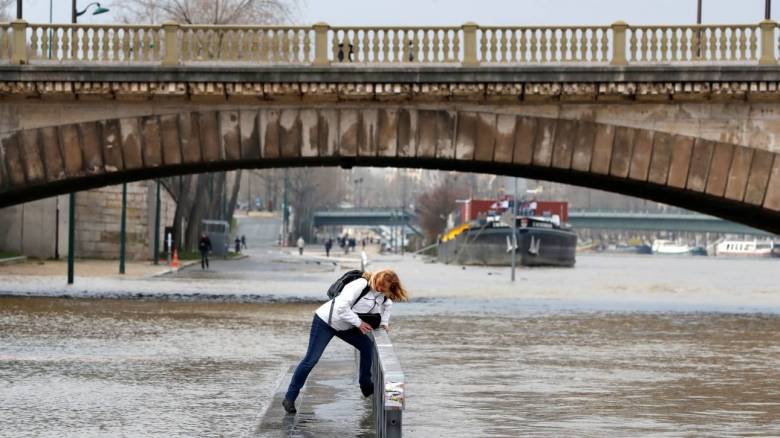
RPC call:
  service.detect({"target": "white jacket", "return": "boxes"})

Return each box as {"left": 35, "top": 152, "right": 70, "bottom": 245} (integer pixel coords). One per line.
{"left": 315, "top": 278, "right": 393, "bottom": 331}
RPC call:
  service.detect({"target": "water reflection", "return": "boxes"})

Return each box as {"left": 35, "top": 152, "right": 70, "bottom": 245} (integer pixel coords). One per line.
{"left": 2, "top": 297, "right": 780, "bottom": 436}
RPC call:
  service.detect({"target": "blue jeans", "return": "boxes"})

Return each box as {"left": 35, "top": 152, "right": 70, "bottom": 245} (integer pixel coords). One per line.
{"left": 285, "top": 314, "right": 374, "bottom": 402}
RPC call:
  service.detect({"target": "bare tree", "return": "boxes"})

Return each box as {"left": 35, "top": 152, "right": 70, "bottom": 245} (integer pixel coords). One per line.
{"left": 117, "top": 0, "right": 300, "bottom": 24}
{"left": 0, "top": 0, "right": 15, "bottom": 21}
{"left": 288, "top": 167, "right": 345, "bottom": 243}
{"left": 416, "top": 176, "right": 469, "bottom": 243}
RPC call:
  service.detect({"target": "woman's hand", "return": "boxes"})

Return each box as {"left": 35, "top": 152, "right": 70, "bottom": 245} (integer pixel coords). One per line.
{"left": 358, "top": 322, "right": 372, "bottom": 334}
{"left": 380, "top": 324, "right": 389, "bottom": 332}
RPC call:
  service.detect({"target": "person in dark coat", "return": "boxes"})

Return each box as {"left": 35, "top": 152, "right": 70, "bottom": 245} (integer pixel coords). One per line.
{"left": 198, "top": 233, "right": 212, "bottom": 270}
{"left": 325, "top": 238, "right": 333, "bottom": 257}
{"left": 235, "top": 237, "right": 241, "bottom": 254}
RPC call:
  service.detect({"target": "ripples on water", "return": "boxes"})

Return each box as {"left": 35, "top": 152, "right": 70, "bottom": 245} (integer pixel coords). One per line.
{"left": 2, "top": 297, "right": 780, "bottom": 437}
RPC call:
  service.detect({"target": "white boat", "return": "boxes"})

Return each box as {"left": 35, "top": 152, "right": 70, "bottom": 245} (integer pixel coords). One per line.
{"left": 715, "top": 240, "right": 774, "bottom": 257}
{"left": 651, "top": 239, "right": 690, "bottom": 255}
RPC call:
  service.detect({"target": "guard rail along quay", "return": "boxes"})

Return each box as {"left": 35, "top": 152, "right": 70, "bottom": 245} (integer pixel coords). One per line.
{"left": 1, "top": 20, "right": 779, "bottom": 66}
{"left": 359, "top": 329, "right": 404, "bottom": 438}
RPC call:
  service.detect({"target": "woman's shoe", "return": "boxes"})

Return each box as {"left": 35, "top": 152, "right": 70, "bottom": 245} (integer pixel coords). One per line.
{"left": 282, "top": 398, "right": 297, "bottom": 414}
{"left": 360, "top": 383, "right": 374, "bottom": 398}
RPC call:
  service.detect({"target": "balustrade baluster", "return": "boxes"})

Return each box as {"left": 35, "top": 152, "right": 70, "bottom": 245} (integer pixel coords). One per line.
{"left": 431, "top": 29, "right": 441, "bottom": 62}
{"left": 362, "top": 29, "right": 372, "bottom": 62}
{"left": 580, "top": 29, "right": 588, "bottom": 61}
{"left": 303, "top": 29, "right": 312, "bottom": 63}
{"left": 515, "top": 29, "right": 524, "bottom": 62}
{"left": 738, "top": 28, "right": 747, "bottom": 61}
{"left": 411, "top": 30, "right": 419, "bottom": 63}
{"left": 418, "top": 29, "right": 427, "bottom": 63}
{"left": 506, "top": 29, "right": 516, "bottom": 62}
{"left": 78, "top": 28, "right": 87, "bottom": 60}
{"left": 369, "top": 29, "right": 379, "bottom": 63}
{"left": 723, "top": 27, "right": 731, "bottom": 61}
{"left": 489, "top": 29, "right": 499, "bottom": 62}
{"left": 452, "top": 29, "right": 461, "bottom": 63}
{"left": 657, "top": 28, "right": 667, "bottom": 62}
{"left": 331, "top": 30, "right": 340, "bottom": 62}
{"left": 706, "top": 28, "right": 715, "bottom": 60}
{"left": 288, "top": 29, "right": 297, "bottom": 62}
{"left": 99, "top": 29, "right": 109, "bottom": 61}
{"left": 62, "top": 28, "right": 71, "bottom": 60}
{"left": 529, "top": 29, "right": 538, "bottom": 62}
{"left": 598, "top": 29, "right": 607, "bottom": 61}
{"left": 391, "top": 29, "right": 400, "bottom": 63}
{"left": 87, "top": 29, "right": 96, "bottom": 61}
{"left": 442, "top": 30, "right": 451, "bottom": 62}
{"left": 628, "top": 29, "right": 638, "bottom": 62}
{"left": 30, "top": 27, "right": 40, "bottom": 60}
{"left": 479, "top": 29, "right": 488, "bottom": 62}
{"left": 748, "top": 27, "right": 758, "bottom": 61}
{"left": 557, "top": 29, "right": 567, "bottom": 61}
{"left": 50, "top": 27, "right": 60, "bottom": 60}
{"left": 542, "top": 29, "right": 552, "bottom": 62}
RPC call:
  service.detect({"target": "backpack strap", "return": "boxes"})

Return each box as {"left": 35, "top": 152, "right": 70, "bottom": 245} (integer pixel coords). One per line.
{"left": 328, "top": 280, "right": 370, "bottom": 325}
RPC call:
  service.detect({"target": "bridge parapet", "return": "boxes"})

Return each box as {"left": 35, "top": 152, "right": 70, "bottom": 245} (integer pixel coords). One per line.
{"left": 2, "top": 20, "right": 778, "bottom": 67}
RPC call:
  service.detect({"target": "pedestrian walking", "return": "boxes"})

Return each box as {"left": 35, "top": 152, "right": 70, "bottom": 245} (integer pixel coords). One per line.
{"left": 325, "top": 238, "right": 333, "bottom": 257}
{"left": 297, "top": 236, "right": 305, "bottom": 255}
{"left": 235, "top": 237, "right": 241, "bottom": 254}
{"left": 198, "top": 233, "right": 212, "bottom": 270}
{"left": 349, "top": 238, "right": 357, "bottom": 253}
{"left": 241, "top": 235, "right": 247, "bottom": 249}
{"left": 282, "top": 269, "right": 409, "bottom": 414}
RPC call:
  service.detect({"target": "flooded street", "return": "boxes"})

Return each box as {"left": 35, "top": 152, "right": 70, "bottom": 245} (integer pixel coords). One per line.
{"left": 2, "top": 249, "right": 780, "bottom": 437}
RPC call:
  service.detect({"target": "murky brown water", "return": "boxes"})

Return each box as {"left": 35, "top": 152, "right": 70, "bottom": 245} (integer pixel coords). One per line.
{"left": 2, "top": 294, "right": 780, "bottom": 437}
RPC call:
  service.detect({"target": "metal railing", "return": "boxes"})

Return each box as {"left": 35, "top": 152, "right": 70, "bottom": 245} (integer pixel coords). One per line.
{"left": 357, "top": 330, "right": 404, "bottom": 438}
{"left": 1, "top": 19, "right": 779, "bottom": 66}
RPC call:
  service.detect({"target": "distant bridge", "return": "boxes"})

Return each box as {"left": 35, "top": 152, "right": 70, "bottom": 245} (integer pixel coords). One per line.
{"left": 569, "top": 211, "right": 775, "bottom": 236}
{"left": 314, "top": 209, "right": 775, "bottom": 236}
{"left": 313, "top": 209, "right": 415, "bottom": 227}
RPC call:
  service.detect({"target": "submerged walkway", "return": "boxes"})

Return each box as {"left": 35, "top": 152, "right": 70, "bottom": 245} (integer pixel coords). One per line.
{"left": 255, "top": 360, "right": 374, "bottom": 437}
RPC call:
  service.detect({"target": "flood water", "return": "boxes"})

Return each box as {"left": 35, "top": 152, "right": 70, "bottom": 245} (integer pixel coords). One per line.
{"left": 2, "top": 255, "right": 780, "bottom": 437}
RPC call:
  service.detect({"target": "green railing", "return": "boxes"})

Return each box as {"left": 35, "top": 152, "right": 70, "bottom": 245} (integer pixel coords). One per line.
{"left": 1, "top": 20, "right": 778, "bottom": 66}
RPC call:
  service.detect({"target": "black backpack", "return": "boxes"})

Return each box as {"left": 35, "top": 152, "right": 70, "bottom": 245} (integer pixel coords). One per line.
{"left": 326, "top": 270, "right": 380, "bottom": 325}
{"left": 327, "top": 270, "right": 368, "bottom": 300}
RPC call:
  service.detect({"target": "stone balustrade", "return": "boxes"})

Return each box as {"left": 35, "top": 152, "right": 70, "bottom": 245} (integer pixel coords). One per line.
{"left": 0, "top": 20, "right": 778, "bottom": 66}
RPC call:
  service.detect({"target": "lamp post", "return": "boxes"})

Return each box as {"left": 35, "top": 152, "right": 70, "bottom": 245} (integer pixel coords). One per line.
{"left": 767, "top": 0, "right": 772, "bottom": 19}
{"left": 66, "top": 1, "right": 110, "bottom": 284}
{"left": 282, "top": 169, "right": 289, "bottom": 246}
{"left": 153, "top": 180, "right": 161, "bottom": 265}
{"left": 73, "top": 1, "right": 109, "bottom": 23}
{"left": 511, "top": 177, "right": 518, "bottom": 282}
{"left": 16, "top": 0, "right": 21, "bottom": 19}
{"left": 119, "top": 183, "right": 126, "bottom": 274}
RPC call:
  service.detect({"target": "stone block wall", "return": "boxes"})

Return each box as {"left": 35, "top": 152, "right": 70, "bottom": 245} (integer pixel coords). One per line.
{"left": 74, "top": 181, "right": 176, "bottom": 261}
{"left": 0, "top": 181, "right": 176, "bottom": 260}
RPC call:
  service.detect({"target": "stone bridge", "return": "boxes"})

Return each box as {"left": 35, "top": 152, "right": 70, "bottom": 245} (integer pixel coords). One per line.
{"left": 0, "top": 20, "right": 779, "bottom": 233}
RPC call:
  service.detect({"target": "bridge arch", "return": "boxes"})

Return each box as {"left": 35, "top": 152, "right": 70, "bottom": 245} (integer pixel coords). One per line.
{"left": 1, "top": 106, "right": 778, "bottom": 234}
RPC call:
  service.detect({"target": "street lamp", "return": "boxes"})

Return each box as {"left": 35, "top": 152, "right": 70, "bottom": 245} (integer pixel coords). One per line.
{"left": 72, "top": 1, "right": 109, "bottom": 23}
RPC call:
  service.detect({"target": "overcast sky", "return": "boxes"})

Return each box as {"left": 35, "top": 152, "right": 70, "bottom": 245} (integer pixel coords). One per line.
{"left": 10, "top": 0, "right": 777, "bottom": 25}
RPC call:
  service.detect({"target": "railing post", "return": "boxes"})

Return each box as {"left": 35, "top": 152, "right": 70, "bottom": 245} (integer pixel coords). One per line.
{"left": 313, "top": 22, "right": 330, "bottom": 66}
{"left": 610, "top": 21, "right": 628, "bottom": 66}
{"left": 462, "top": 22, "right": 479, "bottom": 67}
{"left": 759, "top": 20, "right": 777, "bottom": 65}
{"left": 11, "top": 19, "right": 27, "bottom": 64}
{"left": 162, "top": 21, "right": 180, "bottom": 66}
